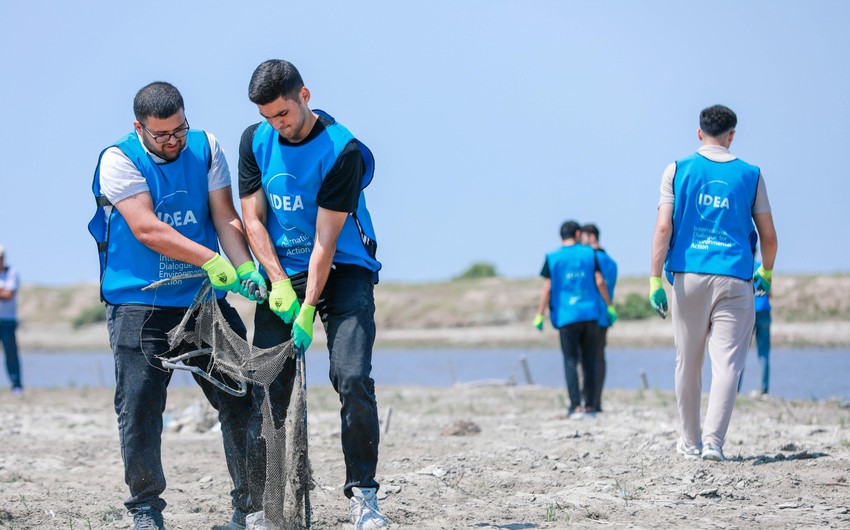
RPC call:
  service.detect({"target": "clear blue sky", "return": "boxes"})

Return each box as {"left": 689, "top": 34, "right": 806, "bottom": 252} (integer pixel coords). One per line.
{"left": 2, "top": 1, "right": 848, "bottom": 286}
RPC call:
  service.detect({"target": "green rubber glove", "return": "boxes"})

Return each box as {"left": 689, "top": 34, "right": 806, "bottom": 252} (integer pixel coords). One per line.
{"left": 532, "top": 313, "right": 545, "bottom": 331}
{"left": 649, "top": 276, "right": 668, "bottom": 319}
{"left": 201, "top": 254, "right": 240, "bottom": 293}
{"left": 236, "top": 261, "right": 268, "bottom": 303}
{"left": 269, "top": 280, "right": 301, "bottom": 323}
{"left": 754, "top": 265, "right": 772, "bottom": 294}
{"left": 292, "top": 304, "right": 316, "bottom": 352}
{"left": 607, "top": 305, "right": 618, "bottom": 325}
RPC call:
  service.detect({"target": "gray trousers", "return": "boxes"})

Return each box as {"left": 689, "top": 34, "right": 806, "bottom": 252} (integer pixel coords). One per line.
{"left": 671, "top": 273, "right": 754, "bottom": 450}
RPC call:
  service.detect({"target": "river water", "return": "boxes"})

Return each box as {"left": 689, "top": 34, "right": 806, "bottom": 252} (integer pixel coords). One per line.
{"left": 13, "top": 347, "right": 849, "bottom": 401}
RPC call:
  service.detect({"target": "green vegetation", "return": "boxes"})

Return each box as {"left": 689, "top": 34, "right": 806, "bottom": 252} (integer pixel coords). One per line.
{"left": 453, "top": 262, "right": 498, "bottom": 280}
{"left": 97, "top": 506, "right": 124, "bottom": 524}
{"left": 615, "top": 293, "right": 656, "bottom": 320}
{"left": 72, "top": 303, "right": 106, "bottom": 329}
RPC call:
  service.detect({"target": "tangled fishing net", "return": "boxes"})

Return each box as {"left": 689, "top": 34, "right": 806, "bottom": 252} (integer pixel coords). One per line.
{"left": 164, "top": 280, "right": 312, "bottom": 529}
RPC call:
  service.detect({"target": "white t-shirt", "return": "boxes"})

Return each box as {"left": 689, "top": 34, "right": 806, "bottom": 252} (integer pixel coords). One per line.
{"left": 98, "top": 130, "right": 231, "bottom": 205}
{"left": 658, "top": 145, "right": 771, "bottom": 214}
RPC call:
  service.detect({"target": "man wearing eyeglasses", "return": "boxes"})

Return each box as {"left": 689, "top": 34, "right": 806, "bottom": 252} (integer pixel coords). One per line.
{"left": 88, "top": 81, "right": 261, "bottom": 530}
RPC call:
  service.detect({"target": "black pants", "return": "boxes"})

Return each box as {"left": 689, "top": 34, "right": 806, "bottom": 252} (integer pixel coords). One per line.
{"left": 108, "top": 300, "right": 252, "bottom": 514}
{"left": 592, "top": 325, "right": 609, "bottom": 411}
{"left": 558, "top": 320, "right": 599, "bottom": 413}
{"left": 247, "top": 264, "right": 380, "bottom": 508}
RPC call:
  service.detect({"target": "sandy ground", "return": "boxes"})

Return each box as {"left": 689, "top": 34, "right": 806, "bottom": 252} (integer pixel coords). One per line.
{"left": 1, "top": 385, "right": 849, "bottom": 530}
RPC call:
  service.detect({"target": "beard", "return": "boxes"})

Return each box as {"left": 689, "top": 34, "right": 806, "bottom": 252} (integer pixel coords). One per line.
{"left": 143, "top": 137, "right": 184, "bottom": 162}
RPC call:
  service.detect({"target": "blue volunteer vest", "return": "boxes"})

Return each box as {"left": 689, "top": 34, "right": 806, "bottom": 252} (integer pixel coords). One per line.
{"left": 594, "top": 249, "right": 618, "bottom": 327}
{"left": 546, "top": 244, "right": 599, "bottom": 328}
{"left": 87, "top": 131, "right": 222, "bottom": 306}
{"left": 753, "top": 261, "right": 771, "bottom": 312}
{"left": 251, "top": 110, "right": 381, "bottom": 278}
{"left": 665, "top": 152, "right": 760, "bottom": 281}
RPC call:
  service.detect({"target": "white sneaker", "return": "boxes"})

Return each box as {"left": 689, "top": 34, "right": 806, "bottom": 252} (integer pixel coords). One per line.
{"left": 676, "top": 438, "right": 701, "bottom": 460}
{"left": 349, "top": 487, "right": 387, "bottom": 530}
{"left": 245, "top": 511, "right": 280, "bottom": 530}
{"left": 701, "top": 445, "right": 727, "bottom": 462}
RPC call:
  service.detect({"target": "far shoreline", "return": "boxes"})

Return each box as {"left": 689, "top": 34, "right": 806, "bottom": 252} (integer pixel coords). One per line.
{"left": 16, "top": 320, "right": 850, "bottom": 353}
{"left": 16, "top": 275, "right": 850, "bottom": 350}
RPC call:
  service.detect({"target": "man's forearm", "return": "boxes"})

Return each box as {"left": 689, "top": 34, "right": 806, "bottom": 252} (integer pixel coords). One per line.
{"left": 536, "top": 280, "right": 551, "bottom": 315}
{"left": 137, "top": 222, "right": 217, "bottom": 267}
{"left": 304, "top": 207, "right": 349, "bottom": 305}
{"left": 760, "top": 240, "right": 778, "bottom": 271}
{"left": 595, "top": 272, "right": 612, "bottom": 306}
{"left": 753, "top": 212, "right": 778, "bottom": 271}
{"left": 117, "top": 193, "right": 216, "bottom": 268}
{"left": 650, "top": 205, "right": 674, "bottom": 277}
{"left": 209, "top": 188, "right": 252, "bottom": 267}
{"left": 214, "top": 215, "right": 253, "bottom": 268}
{"left": 650, "top": 240, "right": 667, "bottom": 277}
{"left": 244, "top": 218, "right": 287, "bottom": 282}
{"left": 303, "top": 240, "right": 335, "bottom": 306}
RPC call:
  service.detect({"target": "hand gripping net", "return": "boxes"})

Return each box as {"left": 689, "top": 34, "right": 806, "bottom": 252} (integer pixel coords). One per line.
{"left": 165, "top": 281, "right": 313, "bottom": 529}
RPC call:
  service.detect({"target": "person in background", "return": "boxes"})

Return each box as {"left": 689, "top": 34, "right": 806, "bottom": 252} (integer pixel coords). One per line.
{"left": 89, "top": 81, "right": 262, "bottom": 530}
{"left": 0, "top": 245, "right": 23, "bottom": 395}
{"left": 534, "top": 221, "right": 617, "bottom": 419}
{"left": 238, "top": 59, "right": 386, "bottom": 530}
{"left": 649, "top": 104, "right": 778, "bottom": 463}
{"left": 581, "top": 224, "right": 618, "bottom": 412}
{"left": 739, "top": 258, "right": 772, "bottom": 395}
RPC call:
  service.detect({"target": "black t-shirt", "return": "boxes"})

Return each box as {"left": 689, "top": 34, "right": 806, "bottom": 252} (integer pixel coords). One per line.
{"left": 238, "top": 114, "right": 364, "bottom": 213}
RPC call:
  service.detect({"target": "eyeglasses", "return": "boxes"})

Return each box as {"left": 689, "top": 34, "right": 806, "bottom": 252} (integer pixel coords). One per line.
{"left": 141, "top": 120, "right": 190, "bottom": 144}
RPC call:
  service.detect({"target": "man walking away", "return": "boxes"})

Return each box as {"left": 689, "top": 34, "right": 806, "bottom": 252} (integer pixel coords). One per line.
{"left": 649, "top": 104, "right": 778, "bottom": 462}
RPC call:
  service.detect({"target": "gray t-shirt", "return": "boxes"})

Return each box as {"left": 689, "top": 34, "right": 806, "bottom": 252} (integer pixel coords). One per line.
{"left": 658, "top": 145, "right": 771, "bottom": 214}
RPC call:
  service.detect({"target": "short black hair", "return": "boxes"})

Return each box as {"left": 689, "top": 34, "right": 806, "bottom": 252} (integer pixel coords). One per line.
{"left": 699, "top": 105, "right": 737, "bottom": 137}
{"left": 560, "top": 221, "right": 581, "bottom": 241}
{"left": 581, "top": 224, "right": 599, "bottom": 239}
{"left": 248, "top": 59, "right": 305, "bottom": 105}
{"left": 133, "top": 82, "right": 184, "bottom": 122}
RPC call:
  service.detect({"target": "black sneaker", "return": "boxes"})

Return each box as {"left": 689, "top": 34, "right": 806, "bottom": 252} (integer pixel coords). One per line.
{"left": 132, "top": 504, "right": 166, "bottom": 530}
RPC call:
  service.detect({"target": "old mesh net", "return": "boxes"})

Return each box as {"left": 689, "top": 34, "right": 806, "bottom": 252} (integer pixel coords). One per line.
{"left": 166, "top": 281, "right": 312, "bottom": 529}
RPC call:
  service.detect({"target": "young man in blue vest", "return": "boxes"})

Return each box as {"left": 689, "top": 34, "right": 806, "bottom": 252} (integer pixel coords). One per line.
{"left": 89, "top": 82, "right": 263, "bottom": 530}
{"left": 238, "top": 60, "right": 385, "bottom": 530}
{"left": 738, "top": 258, "right": 772, "bottom": 396}
{"left": 534, "top": 221, "right": 617, "bottom": 419}
{"left": 580, "top": 224, "right": 618, "bottom": 412}
{"left": 649, "top": 105, "right": 778, "bottom": 462}
{"left": 750, "top": 262, "right": 772, "bottom": 395}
